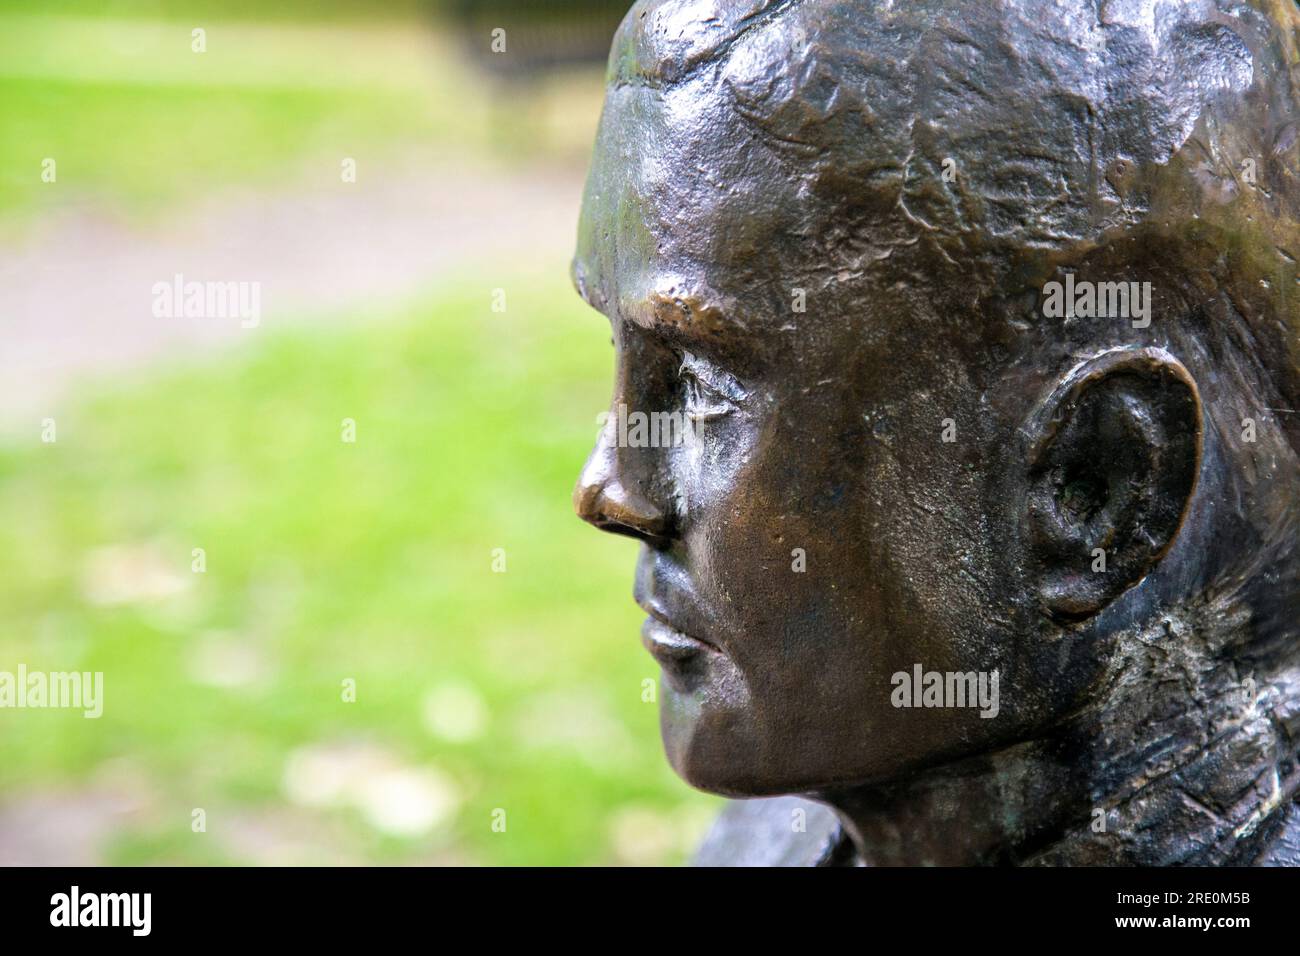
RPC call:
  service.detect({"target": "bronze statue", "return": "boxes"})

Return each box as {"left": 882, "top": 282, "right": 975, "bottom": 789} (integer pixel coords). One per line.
{"left": 571, "top": 0, "right": 1300, "bottom": 865}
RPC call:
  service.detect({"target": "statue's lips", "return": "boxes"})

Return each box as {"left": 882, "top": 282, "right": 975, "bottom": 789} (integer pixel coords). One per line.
{"left": 639, "top": 610, "right": 720, "bottom": 664}
{"left": 634, "top": 556, "right": 721, "bottom": 663}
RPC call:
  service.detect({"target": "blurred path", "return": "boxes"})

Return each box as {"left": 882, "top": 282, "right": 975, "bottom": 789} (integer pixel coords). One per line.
{"left": 0, "top": 157, "right": 587, "bottom": 430}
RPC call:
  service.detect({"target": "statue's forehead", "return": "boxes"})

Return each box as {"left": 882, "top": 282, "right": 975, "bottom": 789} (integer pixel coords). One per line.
{"left": 574, "top": 75, "right": 801, "bottom": 329}
{"left": 599, "top": 0, "right": 806, "bottom": 265}
{"left": 609, "top": 0, "right": 787, "bottom": 88}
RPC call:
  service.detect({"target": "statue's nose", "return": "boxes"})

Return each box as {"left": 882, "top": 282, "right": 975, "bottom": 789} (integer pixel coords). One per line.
{"left": 573, "top": 444, "right": 671, "bottom": 547}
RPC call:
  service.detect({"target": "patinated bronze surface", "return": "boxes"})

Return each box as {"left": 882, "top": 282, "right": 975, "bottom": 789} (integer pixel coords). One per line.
{"left": 572, "top": 0, "right": 1300, "bottom": 865}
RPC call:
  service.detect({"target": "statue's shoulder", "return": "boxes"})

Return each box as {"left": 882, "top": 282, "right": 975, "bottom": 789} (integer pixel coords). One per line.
{"left": 692, "top": 796, "right": 855, "bottom": 867}
{"left": 1257, "top": 797, "right": 1300, "bottom": 867}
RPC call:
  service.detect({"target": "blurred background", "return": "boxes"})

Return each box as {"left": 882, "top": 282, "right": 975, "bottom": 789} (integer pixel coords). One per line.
{"left": 0, "top": 0, "right": 724, "bottom": 865}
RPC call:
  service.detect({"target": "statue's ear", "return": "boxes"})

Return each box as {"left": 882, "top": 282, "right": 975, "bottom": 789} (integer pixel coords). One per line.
{"left": 1023, "top": 348, "right": 1202, "bottom": 620}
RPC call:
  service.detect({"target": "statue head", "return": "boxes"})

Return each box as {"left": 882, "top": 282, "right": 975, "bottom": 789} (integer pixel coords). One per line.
{"left": 571, "top": 0, "right": 1300, "bottom": 821}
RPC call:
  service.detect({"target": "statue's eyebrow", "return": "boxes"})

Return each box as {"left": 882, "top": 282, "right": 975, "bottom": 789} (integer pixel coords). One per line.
{"left": 618, "top": 288, "right": 741, "bottom": 361}
{"left": 572, "top": 271, "right": 727, "bottom": 354}
{"left": 631, "top": 288, "right": 729, "bottom": 334}
{"left": 640, "top": 319, "right": 711, "bottom": 355}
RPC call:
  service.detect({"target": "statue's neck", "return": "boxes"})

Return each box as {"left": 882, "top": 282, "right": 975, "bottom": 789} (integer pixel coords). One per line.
{"left": 819, "top": 646, "right": 1299, "bottom": 866}
{"left": 819, "top": 733, "right": 1085, "bottom": 866}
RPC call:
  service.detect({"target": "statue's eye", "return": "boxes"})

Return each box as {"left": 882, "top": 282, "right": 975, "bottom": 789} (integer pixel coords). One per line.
{"left": 678, "top": 351, "right": 743, "bottom": 420}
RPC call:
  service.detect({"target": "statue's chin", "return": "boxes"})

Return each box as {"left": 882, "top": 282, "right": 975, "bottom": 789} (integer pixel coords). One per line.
{"left": 656, "top": 676, "right": 769, "bottom": 798}
{"left": 657, "top": 683, "right": 831, "bottom": 799}
{"left": 654, "top": 650, "right": 813, "bottom": 796}
{"left": 657, "top": 684, "right": 1002, "bottom": 798}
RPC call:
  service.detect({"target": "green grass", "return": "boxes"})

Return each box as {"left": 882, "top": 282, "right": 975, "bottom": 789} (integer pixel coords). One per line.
{"left": 0, "top": 78, "right": 455, "bottom": 227}
{"left": 0, "top": 10, "right": 603, "bottom": 234}
{"left": 0, "top": 1, "right": 432, "bottom": 21}
{"left": 0, "top": 275, "right": 720, "bottom": 865}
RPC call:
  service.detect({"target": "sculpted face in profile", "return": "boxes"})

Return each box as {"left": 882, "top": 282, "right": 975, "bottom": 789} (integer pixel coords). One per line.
{"left": 572, "top": 0, "right": 1300, "bottom": 865}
